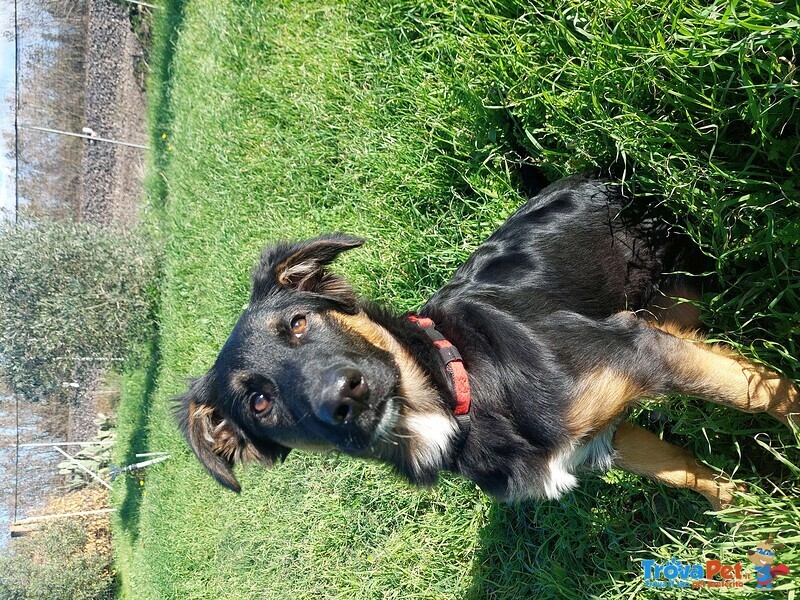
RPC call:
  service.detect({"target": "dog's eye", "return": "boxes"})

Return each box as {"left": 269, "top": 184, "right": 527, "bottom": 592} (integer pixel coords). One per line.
{"left": 250, "top": 392, "right": 271, "bottom": 414}
{"left": 290, "top": 315, "right": 308, "bottom": 336}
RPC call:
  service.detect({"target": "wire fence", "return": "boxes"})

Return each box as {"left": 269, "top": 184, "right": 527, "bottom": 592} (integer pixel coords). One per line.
{"left": 2, "top": 384, "right": 120, "bottom": 540}
{"left": 2, "top": 0, "right": 153, "bottom": 539}
{"left": 11, "top": 0, "right": 150, "bottom": 224}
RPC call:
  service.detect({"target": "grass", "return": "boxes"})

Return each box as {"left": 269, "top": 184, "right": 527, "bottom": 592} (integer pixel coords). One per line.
{"left": 113, "top": 0, "right": 800, "bottom": 597}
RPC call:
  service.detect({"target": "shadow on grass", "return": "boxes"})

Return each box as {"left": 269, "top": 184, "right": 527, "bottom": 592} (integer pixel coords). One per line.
{"left": 116, "top": 337, "right": 162, "bottom": 544}
{"left": 464, "top": 482, "right": 717, "bottom": 599}
{"left": 112, "top": 1, "right": 185, "bottom": 541}
{"left": 146, "top": 0, "right": 187, "bottom": 209}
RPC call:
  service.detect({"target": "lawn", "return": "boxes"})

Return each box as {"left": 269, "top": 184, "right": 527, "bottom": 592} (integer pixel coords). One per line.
{"left": 113, "top": 0, "right": 800, "bottom": 597}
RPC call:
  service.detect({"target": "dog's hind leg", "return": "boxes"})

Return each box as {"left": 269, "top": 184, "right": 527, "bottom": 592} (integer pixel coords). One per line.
{"left": 563, "top": 313, "right": 798, "bottom": 507}
{"left": 611, "top": 421, "right": 743, "bottom": 510}
{"left": 647, "top": 322, "right": 800, "bottom": 428}
{"left": 566, "top": 316, "right": 799, "bottom": 437}
{"left": 643, "top": 283, "right": 702, "bottom": 330}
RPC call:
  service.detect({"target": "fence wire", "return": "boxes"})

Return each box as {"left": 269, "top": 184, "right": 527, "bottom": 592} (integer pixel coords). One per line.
{"left": 3, "top": 0, "right": 152, "bottom": 537}
{"left": 13, "top": 0, "right": 149, "bottom": 224}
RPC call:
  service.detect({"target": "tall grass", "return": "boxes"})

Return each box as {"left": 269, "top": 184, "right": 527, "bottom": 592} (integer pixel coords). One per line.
{"left": 114, "top": 0, "right": 800, "bottom": 597}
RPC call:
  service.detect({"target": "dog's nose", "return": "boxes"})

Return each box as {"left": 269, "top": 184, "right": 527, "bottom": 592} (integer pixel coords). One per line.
{"left": 317, "top": 366, "right": 370, "bottom": 425}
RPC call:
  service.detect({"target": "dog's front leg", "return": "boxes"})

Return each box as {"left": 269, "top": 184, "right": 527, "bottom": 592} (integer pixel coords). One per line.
{"left": 611, "top": 421, "right": 744, "bottom": 510}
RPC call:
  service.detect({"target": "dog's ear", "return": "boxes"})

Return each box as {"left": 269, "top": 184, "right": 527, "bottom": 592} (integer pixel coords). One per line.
{"left": 251, "top": 233, "right": 364, "bottom": 306}
{"left": 174, "top": 371, "right": 290, "bottom": 492}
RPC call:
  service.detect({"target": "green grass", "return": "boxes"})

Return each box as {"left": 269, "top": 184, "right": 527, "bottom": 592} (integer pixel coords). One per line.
{"left": 114, "top": 0, "right": 800, "bottom": 597}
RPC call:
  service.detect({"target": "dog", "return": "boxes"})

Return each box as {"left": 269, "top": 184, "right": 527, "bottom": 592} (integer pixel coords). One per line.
{"left": 176, "top": 175, "right": 799, "bottom": 510}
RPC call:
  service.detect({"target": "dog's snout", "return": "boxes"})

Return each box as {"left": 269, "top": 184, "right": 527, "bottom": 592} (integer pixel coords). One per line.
{"left": 317, "top": 365, "right": 370, "bottom": 425}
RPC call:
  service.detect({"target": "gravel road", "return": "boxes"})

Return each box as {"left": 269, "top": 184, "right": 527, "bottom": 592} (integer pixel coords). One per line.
{"left": 73, "top": 0, "right": 150, "bottom": 439}
{"left": 80, "top": 0, "right": 148, "bottom": 225}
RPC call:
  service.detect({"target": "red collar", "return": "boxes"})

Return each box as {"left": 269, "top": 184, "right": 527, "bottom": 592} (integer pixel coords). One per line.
{"left": 408, "top": 315, "right": 471, "bottom": 416}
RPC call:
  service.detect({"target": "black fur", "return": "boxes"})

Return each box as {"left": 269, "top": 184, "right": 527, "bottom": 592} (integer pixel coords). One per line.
{"left": 175, "top": 175, "right": 706, "bottom": 499}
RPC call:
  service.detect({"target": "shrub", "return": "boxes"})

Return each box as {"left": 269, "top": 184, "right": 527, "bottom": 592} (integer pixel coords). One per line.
{"left": 0, "top": 218, "right": 159, "bottom": 402}
{"left": 0, "top": 520, "right": 114, "bottom": 600}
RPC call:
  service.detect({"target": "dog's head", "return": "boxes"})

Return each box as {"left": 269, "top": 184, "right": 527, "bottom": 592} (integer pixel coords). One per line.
{"left": 175, "top": 234, "right": 451, "bottom": 491}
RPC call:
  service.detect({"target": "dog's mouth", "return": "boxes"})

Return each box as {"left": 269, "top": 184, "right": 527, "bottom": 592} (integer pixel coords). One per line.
{"left": 324, "top": 392, "right": 403, "bottom": 456}
{"left": 371, "top": 396, "right": 401, "bottom": 444}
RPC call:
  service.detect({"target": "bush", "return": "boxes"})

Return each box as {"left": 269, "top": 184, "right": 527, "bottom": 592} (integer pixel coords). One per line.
{"left": 0, "top": 520, "right": 114, "bottom": 600}
{"left": 0, "top": 218, "right": 159, "bottom": 402}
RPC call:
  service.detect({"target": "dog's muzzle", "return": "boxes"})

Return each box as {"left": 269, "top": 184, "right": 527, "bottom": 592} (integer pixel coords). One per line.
{"left": 315, "top": 364, "right": 370, "bottom": 425}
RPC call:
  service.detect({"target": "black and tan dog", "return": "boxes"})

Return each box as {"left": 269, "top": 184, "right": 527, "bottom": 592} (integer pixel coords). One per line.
{"left": 176, "top": 175, "right": 799, "bottom": 510}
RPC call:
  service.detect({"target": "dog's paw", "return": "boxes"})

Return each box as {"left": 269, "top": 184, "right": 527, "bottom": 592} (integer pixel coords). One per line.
{"left": 707, "top": 480, "right": 747, "bottom": 511}
{"left": 766, "top": 379, "right": 800, "bottom": 430}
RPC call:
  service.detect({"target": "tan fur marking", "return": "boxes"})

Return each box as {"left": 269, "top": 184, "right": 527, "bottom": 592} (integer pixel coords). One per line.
{"left": 229, "top": 370, "right": 251, "bottom": 395}
{"left": 646, "top": 320, "right": 705, "bottom": 340}
{"left": 648, "top": 322, "right": 800, "bottom": 426}
{"left": 328, "top": 311, "right": 441, "bottom": 414}
{"left": 567, "top": 368, "right": 646, "bottom": 438}
{"left": 187, "top": 400, "right": 217, "bottom": 445}
{"left": 273, "top": 248, "right": 314, "bottom": 287}
{"left": 187, "top": 401, "right": 264, "bottom": 465}
{"left": 644, "top": 284, "right": 702, "bottom": 330}
{"left": 613, "top": 421, "right": 743, "bottom": 510}
{"left": 276, "top": 262, "right": 310, "bottom": 287}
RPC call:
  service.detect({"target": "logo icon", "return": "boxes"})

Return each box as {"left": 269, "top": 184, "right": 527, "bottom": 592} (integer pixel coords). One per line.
{"left": 747, "top": 537, "right": 791, "bottom": 590}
